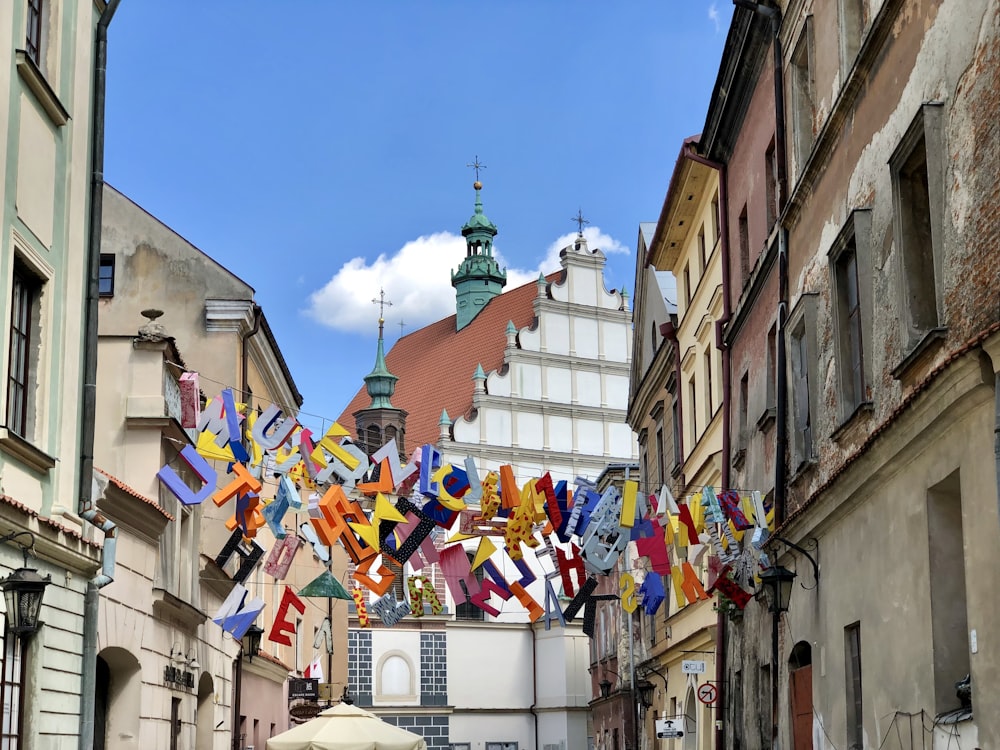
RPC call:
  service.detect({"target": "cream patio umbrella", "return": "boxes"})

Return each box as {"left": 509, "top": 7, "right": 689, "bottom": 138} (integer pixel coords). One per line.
{"left": 266, "top": 702, "right": 428, "bottom": 750}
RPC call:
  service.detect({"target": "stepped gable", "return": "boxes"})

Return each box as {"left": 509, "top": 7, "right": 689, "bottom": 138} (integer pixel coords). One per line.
{"left": 338, "top": 272, "right": 559, "bottom": 450}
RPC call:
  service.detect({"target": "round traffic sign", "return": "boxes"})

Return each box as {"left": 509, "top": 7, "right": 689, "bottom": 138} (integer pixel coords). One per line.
{"left": 697, "top": 682, "right": 718, "bottom": 705}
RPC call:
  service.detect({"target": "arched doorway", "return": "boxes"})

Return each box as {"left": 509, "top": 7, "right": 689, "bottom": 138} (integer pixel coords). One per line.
{"left": 196, "top": 671, "right": 215, "bottom": 749}
{"left": 789, "top": 641, "right": 813, "bottom": 749}
{"left": 683, "top": 687, "right": 698, "bottom": 750}
{"left": 94, "top": 647, "right": 141, "bottom": 749}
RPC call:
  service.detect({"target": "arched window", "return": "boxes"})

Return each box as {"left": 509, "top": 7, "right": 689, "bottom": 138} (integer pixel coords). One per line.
{"left": 375, "top": 650, "right": 417, "bottom": 702}
{"left": 366, "top": 425, "right": 381, "bottom": 455}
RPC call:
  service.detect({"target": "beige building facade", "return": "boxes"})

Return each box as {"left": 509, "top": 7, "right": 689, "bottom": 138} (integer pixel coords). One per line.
{"left": 96, "top": 185, "right": 348, "bottom": 749}
{"left": 632, "top": 145, "right": 725, "bottom": 750}
{"left": 0, "top": 1, "right": 117, "bottom": 747}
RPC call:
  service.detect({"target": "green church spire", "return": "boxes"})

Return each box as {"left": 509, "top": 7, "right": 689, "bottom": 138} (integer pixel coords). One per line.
{"left": 451, "top": 161, "right": 507, "bottom": 331}
{"left": 363, "top": 290, "right": 398, "bottom": 408}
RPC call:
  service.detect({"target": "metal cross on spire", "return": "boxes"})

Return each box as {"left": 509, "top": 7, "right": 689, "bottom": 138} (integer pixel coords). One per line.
{"left": 573, "top": 208, "right": 590, "bottom": 236}
{"left": 372, "top": 288, "right": 392, "bottom": 336}
{"left": 467, "top": 155, "right": 487, "bottom": 183}
{"left": 398, "top": 320, "right": 407, "bottom": 338}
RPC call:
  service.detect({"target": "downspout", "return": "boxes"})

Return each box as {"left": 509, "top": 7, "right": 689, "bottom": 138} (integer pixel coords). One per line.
{"left": 683, "top": 145, "right": 731, "bottom": 750}
{"left": 234, "top": 303, "right": 261, "bottom": 750}
{"left": 530, "top": 624, "right": 538, "bottom": 750}
{"left": 995, "top": 373, "right": 1000, "bottom": 530}
{"left": 240, "top": 303, "right": 263, "bottom": 401}
{"left": 79, "top": 1, "right": 122, "bottom": 749}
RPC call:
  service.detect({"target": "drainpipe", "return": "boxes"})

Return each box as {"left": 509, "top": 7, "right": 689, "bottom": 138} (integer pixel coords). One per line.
{"left": 240, "top": 303, "right": 263, "bottom": 403}
{"left": 683, "top": 145, "right": 731, "bottom": 750}
{"left": 529, "top": 624, "right": 538, "bottom": 750}
{"left": 995, "top": 373, "right": 1000, "bottom": 529}
{"left": 79, "top": 1, "right": 122, "bottom": 749}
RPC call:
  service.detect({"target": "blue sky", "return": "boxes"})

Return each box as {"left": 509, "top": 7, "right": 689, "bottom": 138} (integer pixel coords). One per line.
{"left": 104, "top": 2, "right": 733, "bottom": 431}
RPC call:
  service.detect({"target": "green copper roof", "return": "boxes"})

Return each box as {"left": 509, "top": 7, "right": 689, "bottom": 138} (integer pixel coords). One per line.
{"left": 439, "top": 408, "right": 451, "bottom": 425}
{"left": 462, "top": 186, "right": 498, "bottom": 235}
{"left": 472, "top": 363, "right": 486, "bottom": 381}
{"left": 363, "top": 322, "right": 398, "bottom": 409}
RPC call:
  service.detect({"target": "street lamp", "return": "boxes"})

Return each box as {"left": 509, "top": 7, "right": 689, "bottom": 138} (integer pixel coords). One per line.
{"left": 599, "top": 678, "right": 612, "bottom": 698}
{"left": 242, "top": 624, "right": 264, "bottom": 662}
{"left": 0, "top": 531, "right": 50, "bottom": 640}
{"left": 636, "top": 679, "right": 654, "bottom": 709}
{"left": 759, "top": 565, "right": 797, "bottom": 749}
{"left": 758, "top": 565, "right": 796, "bottom": 614}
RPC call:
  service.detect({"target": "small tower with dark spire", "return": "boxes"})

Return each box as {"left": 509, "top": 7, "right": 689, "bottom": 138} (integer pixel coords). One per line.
{"left": 353, "top": 290, "right": 408, "bottom": 457}
{"left": 451, "top": 160, "right": 507, "bottom": 331}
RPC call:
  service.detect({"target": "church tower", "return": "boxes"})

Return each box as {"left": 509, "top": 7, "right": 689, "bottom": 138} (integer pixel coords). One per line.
{"left": 352, "top": 295, "right": 407, "bottom": 457}
{"left": 451, "top": 176, "right": 506, "bottom": 331}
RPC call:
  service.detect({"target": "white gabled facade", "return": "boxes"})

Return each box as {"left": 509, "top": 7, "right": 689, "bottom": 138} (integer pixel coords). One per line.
{"left": 450, "top": 235, "right": 637, "bottom": 484}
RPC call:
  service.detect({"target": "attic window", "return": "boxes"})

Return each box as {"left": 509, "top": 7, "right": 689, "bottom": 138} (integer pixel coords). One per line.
{"left": 687, "top": 195, "right": 694, "bottom": 201}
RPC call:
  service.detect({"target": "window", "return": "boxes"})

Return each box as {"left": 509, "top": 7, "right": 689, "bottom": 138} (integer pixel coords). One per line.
{"left": 99, "top": 254, "right": 116, "bottom": 296}
{"left": 790, "top": 18, "right": 816, "bottom": 175}
{"left": 697, "top": 227, "right": 707, "bottom": 273}
{"left": 788, "top": 295, "right": 819, "bottom": 470}
{"left": 386, "top": 557, "right": 407, "bottom": 604}
{"left": 485, "top": 743, "right": 518, "bottom": 750}
{"left": 890, "top": 103, "right": 946, "bottom": 352}
{"left": 671, "top": 400, "right": 682, "bottom": 469}
{"left": 295, "top": 617, "right": 303, "bottom": 672}
{"left": 703, "top": 350, "right": 713, "bottom": 423}
{"left": 455, "top": 552, "right": 484, "bottom": 621}
{"left": 1, "top": 629, "right": 25, "bottom": 748}
{"left": 656, "top": 425, "right": 666, "bottom": 488}
{"left": 844, "top": 623, "right": 863, "bottom": 750}
{"left": 738, "top": 205, "right": 749, "bottom": 285}
{"left": 26, "top": 0, "right": 42, "bottom": 66}
{"left": 839, "top": 0, "right": 865, "bottom": 76}
{"left": 927, "top": 471, "right": 969, "bottom": 713}
{"left": 765, "top": 138, "right": 778, "bottom": 232}
{"left": 829, "top": 210, "right": 873, "bottom": 420}
{"left": 7, "top": 263, "right": 41, "bottom": 438}
{"left": 687, "top": 378, "right": 697, "bottom": 446}
{"left": 451, "top": 745, "right": 472, "bottom": 750}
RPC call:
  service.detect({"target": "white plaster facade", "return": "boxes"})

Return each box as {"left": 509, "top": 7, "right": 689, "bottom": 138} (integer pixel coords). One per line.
{"left": 450, "top": 235, "right": 637, "bottom": 485}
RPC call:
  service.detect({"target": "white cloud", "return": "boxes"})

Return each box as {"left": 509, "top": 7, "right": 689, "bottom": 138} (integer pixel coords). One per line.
{"left": 304, "top": 226, "right": 628, "bottom": 334}
{"left": 708, "top": 2, "right": 721, "bottom": 32}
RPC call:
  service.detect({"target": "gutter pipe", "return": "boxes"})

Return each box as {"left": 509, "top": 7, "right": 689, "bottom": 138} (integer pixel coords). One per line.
{"left": 79, "top": 1, "right": 122, "bottom": 748}
{"left": 240, "top": 303, "right": 263, "bottom": 401}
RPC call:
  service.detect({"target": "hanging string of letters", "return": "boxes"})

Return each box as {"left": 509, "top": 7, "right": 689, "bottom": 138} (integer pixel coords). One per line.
{"left": 154, "top": 383, "right": 775, "bottom": 646}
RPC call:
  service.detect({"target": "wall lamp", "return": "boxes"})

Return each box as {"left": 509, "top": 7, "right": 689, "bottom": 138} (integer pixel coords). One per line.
{"left": 169, "top": 644, "right": 201, "bottom": 670}
{"left": 0, "top": 531, "right": 51, "bottom": 641}
{"left": 242, "top": 624, "right": 264, "bottom": 662}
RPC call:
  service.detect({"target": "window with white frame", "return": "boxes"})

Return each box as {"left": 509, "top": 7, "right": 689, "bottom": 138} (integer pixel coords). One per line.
{"left": 1, "top": 627, "right": 25, "bottom": 749}
{"left": 6, "top": 261, "right": 43, "bottom": 439}
{"left": 485, "top": 743, "right": 518, "bottom": 750}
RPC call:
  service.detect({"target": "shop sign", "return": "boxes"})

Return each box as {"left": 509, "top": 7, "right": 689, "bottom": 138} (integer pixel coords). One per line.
{"left": 164, "top": 665, "right": 195, "bottom": 689}
{"left": 288, "top": 677, "right": 319, "bottom": 701}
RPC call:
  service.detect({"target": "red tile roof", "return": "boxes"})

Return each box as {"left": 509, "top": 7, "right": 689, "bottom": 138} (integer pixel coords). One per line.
{"left": 338, "top": 274, "right": 560, "bottom": 449}
{"left": 96, "top": 467, "right": 175, "bottom": 521}
{"left": 0, "top": 494, "right": 103, "bottom": 548}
